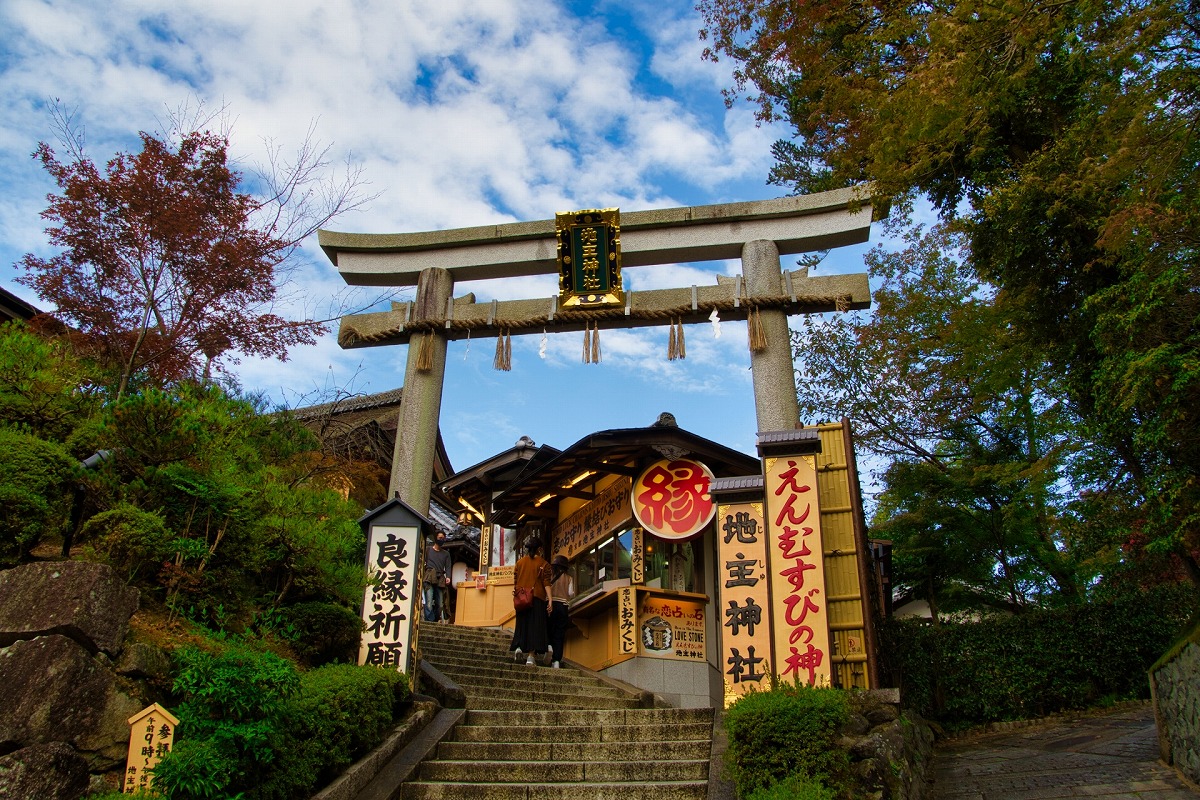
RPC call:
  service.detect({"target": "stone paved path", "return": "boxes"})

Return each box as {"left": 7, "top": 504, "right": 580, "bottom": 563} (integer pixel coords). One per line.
{"left": 930, "top": 703, "right": 1199, "bottom": 799}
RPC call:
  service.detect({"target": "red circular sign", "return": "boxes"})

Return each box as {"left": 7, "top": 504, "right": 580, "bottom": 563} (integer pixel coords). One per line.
{"left": 632, "top": 458, "right": 716, "bottom": 540}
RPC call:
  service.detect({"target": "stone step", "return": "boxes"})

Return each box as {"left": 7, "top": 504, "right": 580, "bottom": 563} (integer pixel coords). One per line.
{"left": 405, "top": 624, "right": 712, "bottom": 800}
{"left": 464, "top": 695, "right": 642, "bottom": 711}
{"left": 464, "top": 707, "right": 712, "bottom": 727}
{"left": 451, "top": 722, "right": 713, "bottom": 744}
{"left": 436, "top": 739, "right": 712, "bottom": 763}
{"left": 452, "top": 677, "right": 630, "bottom": 703}
{"left": 399, "top": 780, "right": 708, "bottom": 800}
{"left": 422, "top": 648, "right": 569, "bottom": 669}
{"left": 420, "top": 625, "right": 511, "bottom": 646}
{"left": 434, "top": 657, "right": 607, "bottom": 682}
{"left": 419, "top": 758, "right": 710, "bottom": 783}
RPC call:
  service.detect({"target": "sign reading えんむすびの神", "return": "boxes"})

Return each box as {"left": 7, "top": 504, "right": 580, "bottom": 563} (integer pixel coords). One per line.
{"left": 763, "top": 454, "right": 831, "bottom": 687}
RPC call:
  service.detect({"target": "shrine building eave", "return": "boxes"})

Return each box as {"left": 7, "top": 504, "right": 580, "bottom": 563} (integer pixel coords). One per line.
{"left": 487, "top": 423, "right": 762, "bottom": 528}
{"left": 318, "top": 186, "right": 875, "bottom": 287}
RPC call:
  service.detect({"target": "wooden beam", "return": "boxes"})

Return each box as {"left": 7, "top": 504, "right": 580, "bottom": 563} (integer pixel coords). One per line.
{"left": 320, "top": 187, "right": 873, "bottom": 287}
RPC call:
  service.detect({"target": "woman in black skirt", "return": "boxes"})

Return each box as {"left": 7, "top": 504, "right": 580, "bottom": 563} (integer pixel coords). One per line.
{"left": 509, "top": 538, "right": 552, "bottom": 666}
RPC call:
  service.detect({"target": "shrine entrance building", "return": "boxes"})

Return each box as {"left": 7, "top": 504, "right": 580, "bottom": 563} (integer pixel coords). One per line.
{"left": 320, "top": 186, "right": 883, "bottom": 705}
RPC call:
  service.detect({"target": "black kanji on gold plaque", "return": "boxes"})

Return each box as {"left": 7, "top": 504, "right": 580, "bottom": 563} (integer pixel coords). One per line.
{"left": 556, "top": 208, "right": 624, "bottom": 308}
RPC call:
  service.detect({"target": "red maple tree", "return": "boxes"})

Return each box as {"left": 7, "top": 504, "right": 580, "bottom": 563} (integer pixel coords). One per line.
{"left": 19, "top": 127, "right": 353, "bottom": 398}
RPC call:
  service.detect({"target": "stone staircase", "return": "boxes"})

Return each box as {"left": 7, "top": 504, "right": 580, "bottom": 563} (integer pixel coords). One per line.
{"left": 406, "top": 623, "right": 714, "bottom": 800}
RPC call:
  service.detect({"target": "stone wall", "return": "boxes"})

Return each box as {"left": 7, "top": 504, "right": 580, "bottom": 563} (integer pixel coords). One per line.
{"left": 0, "top": 561, "right": 167, "bottom": 799}
{"left": 842, "top": 689, "right": 936, "bottom": 800}
{"left": 1151, "top": 619, "right": 1200, "bottom": 787}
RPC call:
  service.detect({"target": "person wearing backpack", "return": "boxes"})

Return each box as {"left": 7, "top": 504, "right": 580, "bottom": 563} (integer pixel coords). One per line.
{"left": 423, "top": 532, "right": 453, "bottom": 623}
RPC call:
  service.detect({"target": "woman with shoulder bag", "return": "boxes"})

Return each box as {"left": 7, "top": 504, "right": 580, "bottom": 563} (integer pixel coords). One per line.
{"left": 509, "top": 537, "right": 552, "bottom": 666}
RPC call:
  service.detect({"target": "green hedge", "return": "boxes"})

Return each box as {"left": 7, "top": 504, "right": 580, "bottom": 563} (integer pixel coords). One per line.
{"left": 880, "top": 585, "right": 1197, "bottom": 726}
{"left": 255, "top": 663, "right": 410, "bottom": 800}
{"left": 153, "top": 644, "right": 409, "bottom": 800}
{"left": 275, "top": 601, "right": 365, "bottom": 667}
{"left": 722, "top": 683, "right": 851, "bottom": 797}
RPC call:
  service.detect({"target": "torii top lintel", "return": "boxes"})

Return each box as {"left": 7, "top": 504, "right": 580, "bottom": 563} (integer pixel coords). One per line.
{"left": 318, "top": 186, "right": 873, "bottom": 287}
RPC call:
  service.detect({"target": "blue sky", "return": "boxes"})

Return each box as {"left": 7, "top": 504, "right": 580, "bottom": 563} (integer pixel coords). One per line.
{"left": 0, "top": 0, "right": 880, "bottom": 474}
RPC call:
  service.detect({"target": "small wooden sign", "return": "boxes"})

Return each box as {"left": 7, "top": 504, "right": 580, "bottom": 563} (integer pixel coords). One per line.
{"left": 124, "top": 703, "right": 178, "bottom": 794}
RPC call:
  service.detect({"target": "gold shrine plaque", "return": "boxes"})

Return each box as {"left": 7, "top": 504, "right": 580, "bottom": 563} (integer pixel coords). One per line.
{"left": 556, "top": 208, "right": 624, "bottom": 307}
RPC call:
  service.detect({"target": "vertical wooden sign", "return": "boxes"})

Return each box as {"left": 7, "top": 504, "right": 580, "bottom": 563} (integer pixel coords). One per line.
{"left": 716, "top": 500, "right": 772, "bottom": 705}
{"left": 124, "top": 703, "right": 178, "bottom": 794}
{"left": 478, "top": 522, "right": 492, "bottom": 572}
{"left": 631, "top": 528, "right": 645, "bottom": 585}
{"left": 763, "top": 454, "right": 832, "bottom": 686}
{"left": 618, "top": 586, "right": 638, "bottom": 655}
{"left": 359, "top": 524, "right": 422, "bottom": 672}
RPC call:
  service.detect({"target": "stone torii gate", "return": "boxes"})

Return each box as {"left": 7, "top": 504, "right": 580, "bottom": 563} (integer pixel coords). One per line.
{"left": 318, "top": 186, "right": 874, "bottom": 514}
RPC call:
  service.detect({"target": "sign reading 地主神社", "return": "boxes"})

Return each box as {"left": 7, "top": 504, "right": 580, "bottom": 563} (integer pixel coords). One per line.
{"left": 716, "top": 500, "right": 772, "bottom": 705}
{"left": 556, "top": 208, "right": 625, "bottom": 308}
{"left": 763, "top": 454, "right": 831, "bottom": 686}
{"left": 632, "top": 458, "right": 717, "bottom": 541}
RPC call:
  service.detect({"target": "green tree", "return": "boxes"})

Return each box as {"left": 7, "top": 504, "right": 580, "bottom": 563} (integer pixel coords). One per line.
{"left": 701, "top": 0, "right": 1200, "bottom": 576}
{"left": 0, "top": 322, "right": 101, "bottom": 442}
{"left": 85, "top": 382, "right": 365, "bottom": 623}
{"left": 796, "top": 224, "right": 1091, "bottom": 605}
{"left": 0, "top": 428, "right": 79, "bottom": 565}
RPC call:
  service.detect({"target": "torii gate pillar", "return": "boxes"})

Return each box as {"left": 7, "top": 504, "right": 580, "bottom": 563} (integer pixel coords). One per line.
{"left": 743, "top": 239, "right": 800, "bottom": 431}
{"left": 391, "top": 268, "right": 453, "bottom": 510}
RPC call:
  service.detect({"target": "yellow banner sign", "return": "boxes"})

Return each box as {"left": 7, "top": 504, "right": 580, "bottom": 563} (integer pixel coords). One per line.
{"left": 763, "top": 455, "right": 831, "bottom": 686}
{"left": 716, "top": 501, "right": 772, "bottom": 705}
{"left": 618, "top": 586, "right": 638, "bottom": 655}
{"left": 486, "top": 565, "right": 515, "bottom": 584}
{"left": 552, "top": 476, "right": 633, "bottom": 560}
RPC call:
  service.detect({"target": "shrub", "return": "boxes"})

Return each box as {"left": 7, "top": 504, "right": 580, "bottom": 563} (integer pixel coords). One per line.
{"left": 723, "top": 682, "right": 851, "bottom": 797}
{"left": 254, "top": 664, "right": 410, "bottom": 799}
{"left": 747, "top": 774, "right": 837, "bottom": 800}
{"left": 0, "top": 427, "right": 79, "bottom": 564}
{"left": 274, "top": 601, "right": 364, "bottom": 666}
{"left": 0, "top": 322, "right": 100, "bottom": 441}
{"left": 155, "top": 645, "right": 408, "bottom": 800}
{"left": 880, "top": 583, "right": 1198, "bottom": 726}
{"left": 81, "top": 503, "right": 175, "bottom": 583}
{"left": 153, "top": 644, "right": 300, "bottom": 800}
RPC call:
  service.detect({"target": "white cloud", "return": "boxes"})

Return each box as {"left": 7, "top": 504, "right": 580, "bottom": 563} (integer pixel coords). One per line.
{"left": 0, "top": 0, "right": 873, "bottom": 469}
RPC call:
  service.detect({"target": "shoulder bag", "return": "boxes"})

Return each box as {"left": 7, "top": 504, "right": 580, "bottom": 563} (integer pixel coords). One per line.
{"left": 513, "top": 585, "right": 534, "bottom": 612}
